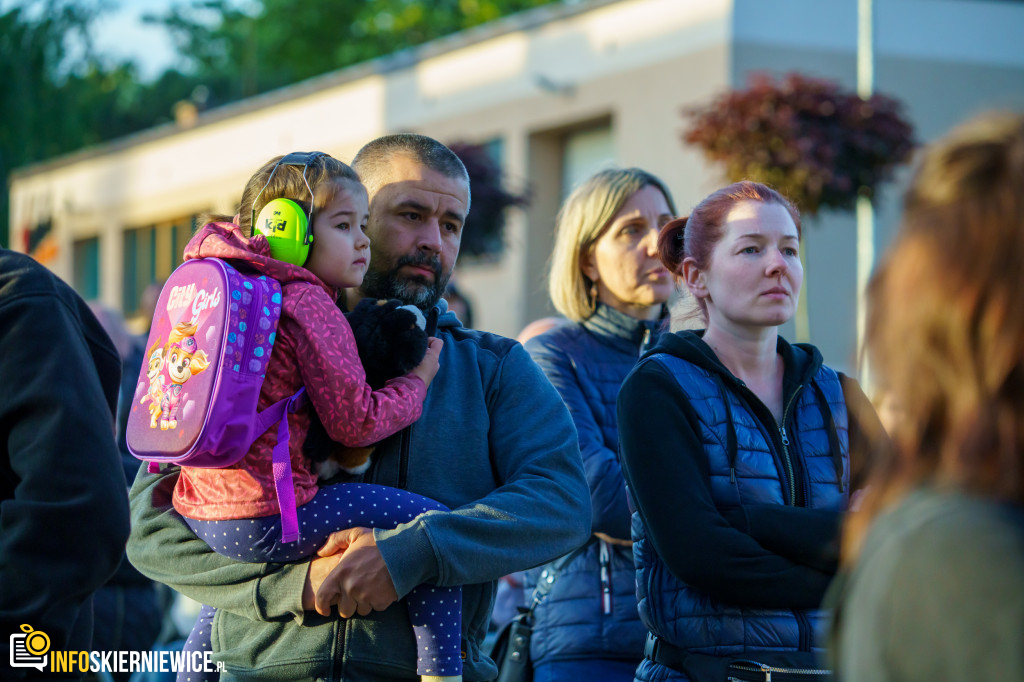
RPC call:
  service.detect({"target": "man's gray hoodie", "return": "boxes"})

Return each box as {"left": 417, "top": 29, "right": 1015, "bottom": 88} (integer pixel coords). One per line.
{"left": 127, "top": 298, "right": 591, "bottom": 681}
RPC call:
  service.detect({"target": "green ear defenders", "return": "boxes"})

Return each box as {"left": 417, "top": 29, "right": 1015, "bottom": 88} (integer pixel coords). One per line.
{"left": 252, "top": 151, "right": 326, "bottom": 266}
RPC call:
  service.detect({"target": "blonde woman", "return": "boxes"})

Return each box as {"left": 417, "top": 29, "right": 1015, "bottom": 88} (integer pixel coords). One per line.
{"left": 524, "top": 168, "right": 676, "bottom": 681}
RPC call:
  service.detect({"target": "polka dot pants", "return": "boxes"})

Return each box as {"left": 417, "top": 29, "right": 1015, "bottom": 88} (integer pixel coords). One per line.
{"left": 181, "top": 482, "right": 463, "bottom": 680}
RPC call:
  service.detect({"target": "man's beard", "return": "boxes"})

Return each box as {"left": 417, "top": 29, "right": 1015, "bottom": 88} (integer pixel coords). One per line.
{"left": 360, "top": 251, "right": 451, "bottom": 310}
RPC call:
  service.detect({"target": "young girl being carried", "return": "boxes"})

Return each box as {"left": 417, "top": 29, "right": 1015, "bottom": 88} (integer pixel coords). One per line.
{"left": 172, "top": 152, "right": 460, "bottom": 682}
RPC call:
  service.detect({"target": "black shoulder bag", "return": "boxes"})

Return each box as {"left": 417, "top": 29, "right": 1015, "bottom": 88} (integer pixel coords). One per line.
{"left": 488, "top": 543, "right": 589, "bottom": 682}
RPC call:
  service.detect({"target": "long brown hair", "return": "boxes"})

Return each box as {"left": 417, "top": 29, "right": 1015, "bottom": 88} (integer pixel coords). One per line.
{"left": 843, "top": 112, "right": 1024, "bottom": 562}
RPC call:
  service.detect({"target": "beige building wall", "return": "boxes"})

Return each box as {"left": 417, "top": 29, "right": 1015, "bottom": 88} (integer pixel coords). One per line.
{"left": 9, "top": 0, "right": 1024, "bottom": 373}
{"left": 730, "top": 0, "right": 1024, "bottom": 371}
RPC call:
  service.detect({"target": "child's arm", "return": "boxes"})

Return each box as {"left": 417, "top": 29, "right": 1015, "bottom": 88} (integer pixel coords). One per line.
{"left": 287, "top": 287, "right": 430, "bottom": 448}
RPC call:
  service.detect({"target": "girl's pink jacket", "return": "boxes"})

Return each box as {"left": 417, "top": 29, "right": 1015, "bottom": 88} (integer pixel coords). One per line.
{"left": 172, "top": 223, "right": 425, "bottom": 521}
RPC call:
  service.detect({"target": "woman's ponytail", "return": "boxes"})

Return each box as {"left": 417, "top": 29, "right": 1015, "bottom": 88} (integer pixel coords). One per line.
{"left": 658, "top": 216, "right": 688, "bottom": 276}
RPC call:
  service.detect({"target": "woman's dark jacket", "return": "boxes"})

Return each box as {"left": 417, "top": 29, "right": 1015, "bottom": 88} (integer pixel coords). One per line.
{"left": 524, "top": 303, "right": 662, "bottom": 665}
{"left": 618, "top": 330, "right": 873, "bottom": 681}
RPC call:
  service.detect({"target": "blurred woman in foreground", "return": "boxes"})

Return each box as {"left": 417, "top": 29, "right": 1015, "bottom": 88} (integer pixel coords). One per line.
{"left": 831, "top": 112, "right": 1024, "bottom": 680}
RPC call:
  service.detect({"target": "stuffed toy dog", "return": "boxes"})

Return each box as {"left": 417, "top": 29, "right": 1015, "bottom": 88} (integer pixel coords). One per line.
{"left": 304, "top": 298, "right": 437, "bottom": 479}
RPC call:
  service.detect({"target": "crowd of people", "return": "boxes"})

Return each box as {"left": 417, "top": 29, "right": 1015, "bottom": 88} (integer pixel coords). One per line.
{"left": 2, "top": 112, "right": 1022, "bottom": 682}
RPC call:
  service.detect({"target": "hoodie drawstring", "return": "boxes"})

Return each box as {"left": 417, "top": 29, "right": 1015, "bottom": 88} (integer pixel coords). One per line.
{"left": 811, "top": 378, "right": 845, "bottom": 493}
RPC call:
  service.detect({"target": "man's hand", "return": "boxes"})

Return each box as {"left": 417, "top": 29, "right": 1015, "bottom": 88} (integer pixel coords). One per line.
{"left": 302, "top": 553, "right": 344, "bottom": 614}
{"left": 313, "top": 527, "right": 399, "bottom": 618}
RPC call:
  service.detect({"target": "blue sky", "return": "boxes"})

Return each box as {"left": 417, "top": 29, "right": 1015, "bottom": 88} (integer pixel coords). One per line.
{"left": 90, "top": 0, "right": 179, "bottom": 80}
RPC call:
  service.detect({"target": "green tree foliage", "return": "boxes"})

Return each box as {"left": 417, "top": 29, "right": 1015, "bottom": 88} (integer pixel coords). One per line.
{"left": 151, "top": 0, "right": 560, "bottom": 104}
{"left": 0, "top": 1, "right": 195, "bottom": 246}
{"left": 2, "top": 0, "right": 559, "bottom": 247}
{"left": 2, "top": 2, "right": 96, "bottom": 162}
{"left": 1, "top": 1, "right": 100, "bottom": 246}
{"left": 683, "top": 73, "right": 915, "bottom": 215}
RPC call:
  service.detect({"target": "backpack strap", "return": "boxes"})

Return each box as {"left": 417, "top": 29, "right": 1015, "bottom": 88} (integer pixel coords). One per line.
{"left": 254, "top": 388, "right": 309, "bottom": 543}
{"left": 145, "top": 387, "right": 309, "bottom": 542}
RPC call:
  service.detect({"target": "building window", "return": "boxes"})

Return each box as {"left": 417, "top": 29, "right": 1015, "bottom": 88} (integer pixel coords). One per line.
{"left": 561, "top": 124, "right": 614, "bottom": 200}
{"left": 482, "top": 137, "right": 504, "bottom": 166}
{"left": 122, "top": 217, "right": 196, "bottom": 316}
{"left": 73, "top": 237, "right": 100, "bottom": 301}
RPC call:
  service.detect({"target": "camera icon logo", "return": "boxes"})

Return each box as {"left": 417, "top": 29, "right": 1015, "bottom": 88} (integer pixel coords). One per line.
{"left": 10, "top": 624, "right": 49, "bottom": 671}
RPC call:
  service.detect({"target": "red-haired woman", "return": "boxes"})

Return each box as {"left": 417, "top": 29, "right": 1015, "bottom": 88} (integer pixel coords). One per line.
{"left": 617, "top": 181, "right": 882, "bottom": 681}
{"left": 830, "top": 113, "right": 1024, "bottom": 680}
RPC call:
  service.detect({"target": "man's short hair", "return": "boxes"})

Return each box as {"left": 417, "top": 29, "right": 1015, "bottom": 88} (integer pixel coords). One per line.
{"left": 352, "top": 133, "right": 471, "bottom": 209}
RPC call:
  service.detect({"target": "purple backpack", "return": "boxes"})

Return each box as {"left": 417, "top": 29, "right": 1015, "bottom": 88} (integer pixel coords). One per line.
{"left": 127, "top": 257, "right": 305, "bottom": 541}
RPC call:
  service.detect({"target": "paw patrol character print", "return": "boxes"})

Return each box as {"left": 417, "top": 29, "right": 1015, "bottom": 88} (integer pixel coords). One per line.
{"left": 159, "top": 321, "right": 211, "bottom": 430}
{"left": 139, "top": 338, "right": 166, "bottom": 429}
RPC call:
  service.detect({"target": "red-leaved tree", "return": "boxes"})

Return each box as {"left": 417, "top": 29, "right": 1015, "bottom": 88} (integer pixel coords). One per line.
{"left": 448, "top": 142, "right": 529, "bottom": 258}
{"left": 683, "top": 72, "right": 915, "bottom": 215}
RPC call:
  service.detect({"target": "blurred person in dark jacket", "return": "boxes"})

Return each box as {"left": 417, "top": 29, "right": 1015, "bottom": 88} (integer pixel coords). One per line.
{"left": 88, "top": 302, "right": 163, "bottom": 680}
{"left": 0, "top": 248, "right": 131, "bottom": 679}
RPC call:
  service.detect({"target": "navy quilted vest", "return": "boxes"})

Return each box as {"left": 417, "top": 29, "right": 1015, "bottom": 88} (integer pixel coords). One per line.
{"left": 524, "top": 304, "right": 663, "bottom": 665}
{"left": 633, "top": 353, "right": 849, "bottom": 681}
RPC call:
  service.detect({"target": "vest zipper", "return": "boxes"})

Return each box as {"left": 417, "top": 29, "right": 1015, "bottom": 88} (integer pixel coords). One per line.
{"left": 778, "top": 425, "right": 795, "bottom": 507}
{"left": 728, "top": 657, "right": 832, "bottom": 680}
{"left": 778, "top": 385, "right": 803, "bottom": 506}
{"left": 780, "top": 385, "right": 810, "bottom": 658}
{"left": 599, "top": 538, "right": 613, "bottom": 614}
{"left": 639, "top": 328, "right": 652, "bottom": 357}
